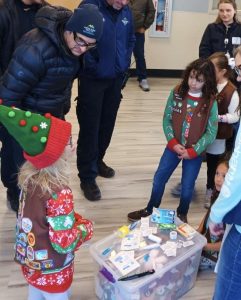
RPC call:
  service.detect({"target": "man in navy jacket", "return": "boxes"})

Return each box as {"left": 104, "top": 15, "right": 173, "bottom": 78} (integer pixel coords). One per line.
{"left": 77, "top": 0, "right": 135, "bottom": 201}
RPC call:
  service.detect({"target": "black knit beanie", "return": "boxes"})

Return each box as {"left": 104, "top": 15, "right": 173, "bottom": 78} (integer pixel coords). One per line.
{"left": 65, "top": 4, "right": 103, "bottom": 41}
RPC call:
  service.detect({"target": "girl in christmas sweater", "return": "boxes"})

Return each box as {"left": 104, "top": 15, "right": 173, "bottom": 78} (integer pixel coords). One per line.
{"left": 128, "top": 58, "right": 218, "bottom": 223}
{"left": 0, "top": 104, "right": 93, "bottom": 300}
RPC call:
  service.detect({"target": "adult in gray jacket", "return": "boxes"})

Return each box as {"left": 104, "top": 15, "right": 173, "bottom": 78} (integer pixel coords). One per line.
{"left": 129, "top": 0, "right": 155, "bottom": 91}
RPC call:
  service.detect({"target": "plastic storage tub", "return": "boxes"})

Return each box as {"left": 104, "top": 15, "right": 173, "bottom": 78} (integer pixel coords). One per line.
{"left": 90, "top": 223, "right": 206, "bottom": 300}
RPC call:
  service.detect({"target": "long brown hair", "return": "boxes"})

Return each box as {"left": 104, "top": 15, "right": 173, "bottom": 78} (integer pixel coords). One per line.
{"left": 178, "top": 58, "right": 217, "bottom": 104}
{"left": 209, "top": 51, "right": 233, "bottom": 79}
{"left": 215, "top": 0, "right": 238, "bottom": 23}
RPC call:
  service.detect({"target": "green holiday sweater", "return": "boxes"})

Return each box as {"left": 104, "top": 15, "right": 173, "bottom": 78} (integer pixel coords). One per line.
{"left": 163, "top": 89, "right": 218, "bottom": 157}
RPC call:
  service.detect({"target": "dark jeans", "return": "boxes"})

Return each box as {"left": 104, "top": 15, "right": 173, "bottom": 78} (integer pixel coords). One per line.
{"left": 146, "top": 147, "right": 203, "bottom": 215}
{"left": 226, "top": 121, "right": 240, "bottom": 153}
{"left": 0, "top": 126, "right": 24, "bottom": 196}
{"left": 206, "top": 152, "right": 222, "bottom": 190}
{"left": 76, "top": 76, "right": 123, "bottom": 183}
{"left": 133, "top": 32, "right": 147, "bottom": 81}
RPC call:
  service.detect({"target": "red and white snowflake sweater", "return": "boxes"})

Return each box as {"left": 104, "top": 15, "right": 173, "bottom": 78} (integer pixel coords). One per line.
{"left": 15, "top": 185, "right": 93, "bottom": 293}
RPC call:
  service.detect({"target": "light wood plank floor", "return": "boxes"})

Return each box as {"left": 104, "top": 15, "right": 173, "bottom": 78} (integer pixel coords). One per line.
{"left": 0, "top": 78, "right": 215, "bottom": 299}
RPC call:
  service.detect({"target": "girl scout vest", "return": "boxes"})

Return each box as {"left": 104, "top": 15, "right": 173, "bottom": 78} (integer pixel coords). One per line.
{"left": 172, "top": 86, "right": 215, "bottom": 148}
{"left": 15, "top": 186, "right": 74, "bottom": 272}
{"left": 216, "top": 80, "right": 236, "bottom": 139}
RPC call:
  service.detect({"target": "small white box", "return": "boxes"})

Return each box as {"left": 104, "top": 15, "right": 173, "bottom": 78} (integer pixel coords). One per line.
{"left": 90, "top": 225, "right": 206, "bottom": 300}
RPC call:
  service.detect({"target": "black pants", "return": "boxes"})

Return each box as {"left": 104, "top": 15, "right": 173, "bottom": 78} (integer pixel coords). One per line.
{"left": 0, "top": 126, "right": 25, "bottom": 197}
{"left": 206, "top": 152, "right": 222, "bottom": 189}
{"left": 76, "top": 76, "right": 123, "bottom": 183}
{"left": 133, "top": 32, "right": 147, "bottom": 81}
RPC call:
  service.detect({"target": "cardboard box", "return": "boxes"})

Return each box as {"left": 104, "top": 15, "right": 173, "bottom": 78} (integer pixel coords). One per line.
{"left": 90, "top": 222, "right": 206, "bottom": 300}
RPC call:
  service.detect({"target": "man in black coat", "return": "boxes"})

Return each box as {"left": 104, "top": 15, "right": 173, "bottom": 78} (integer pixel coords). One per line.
{"left": 0, "top": 4, "right": 103, "bottom": 212}
{"left": 0, "top": 0, "right": 47, "bottom": 77}
{"left": 0, "top": 0, "right": 47, "bottom": 211}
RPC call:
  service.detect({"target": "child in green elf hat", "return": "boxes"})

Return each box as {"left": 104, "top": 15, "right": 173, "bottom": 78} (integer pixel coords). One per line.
{"left": 0, "top": 104, "right": 93, "bottom": 299}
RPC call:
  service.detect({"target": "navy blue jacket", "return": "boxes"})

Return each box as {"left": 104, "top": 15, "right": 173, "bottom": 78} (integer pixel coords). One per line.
{"left": 80, "top": 0, "right": 135, "bottom": 79}
{"left": 0, "top": 6, "right": 80, "bottom": 118}
{"left": 199, "top": 21, "right": 241, "bottom": 58}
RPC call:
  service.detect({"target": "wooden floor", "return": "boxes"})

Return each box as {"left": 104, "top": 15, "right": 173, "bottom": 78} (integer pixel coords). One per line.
{"left": 0, "top": 78, "right": 216, "bottom": 299}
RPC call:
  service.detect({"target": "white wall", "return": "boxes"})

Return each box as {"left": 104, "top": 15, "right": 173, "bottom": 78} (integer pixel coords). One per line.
{"left": 49, "top": 0, "right": 215, "bottom": 70}
{"left": 145, "top": 11, "right": 215, "bottom": 69}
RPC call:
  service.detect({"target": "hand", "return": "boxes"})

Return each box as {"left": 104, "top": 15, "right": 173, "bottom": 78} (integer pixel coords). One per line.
{"left": 173, "top": 144, "right": 185, "bottom": 156}
{"left": 218, "top": 115, "right": 228, "bottom": 123}
{"left": 137, "top": 27, "right": 145, "bottom": 33}
{"left": 209, "top": 220, "right": 224, "bottom": 237}
{"left": 177, "top": 149, "right": 190, "bottom": 160}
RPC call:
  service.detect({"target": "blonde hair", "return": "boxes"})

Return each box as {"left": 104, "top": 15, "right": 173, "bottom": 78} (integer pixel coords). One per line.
{"left": 215, "top": 0, "right": 239, "bottom": 23}
{"left": 18, "top": 150, "right": 70, "bottom": 195}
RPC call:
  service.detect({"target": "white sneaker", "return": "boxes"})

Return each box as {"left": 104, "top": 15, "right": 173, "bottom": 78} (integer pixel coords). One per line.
{"left": 139, "top": 79, "right": 150, "bottom": 91}
{"left": 204, "top": 188, "right": 213, "bottom": 209}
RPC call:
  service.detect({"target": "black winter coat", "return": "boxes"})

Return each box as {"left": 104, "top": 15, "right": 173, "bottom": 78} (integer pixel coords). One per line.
{"left": 199, "top": 21, "right": 241, "bottom": 58}
{"left": 0, "top": 5, "right": 80, "bottom": 118}
{"left": 0, "top": 0, "right": 47, "bottom": 76}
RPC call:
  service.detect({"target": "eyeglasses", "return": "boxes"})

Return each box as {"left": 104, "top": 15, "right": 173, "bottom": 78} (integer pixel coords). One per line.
{"left": 73, "top": 32, "right": 96, "bottom": 49}
{"left": 234, "top": 66, "right": 241, "bottom": 77}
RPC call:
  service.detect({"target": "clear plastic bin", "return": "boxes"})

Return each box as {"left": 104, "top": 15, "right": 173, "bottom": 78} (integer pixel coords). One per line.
{"left": 90, "top": 222, "right": 206, "bottom": 300}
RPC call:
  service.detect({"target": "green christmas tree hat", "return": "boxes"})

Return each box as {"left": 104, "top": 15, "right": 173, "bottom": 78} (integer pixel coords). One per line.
{"left": 0, "top": 103, "right": 71, "bottom": 169}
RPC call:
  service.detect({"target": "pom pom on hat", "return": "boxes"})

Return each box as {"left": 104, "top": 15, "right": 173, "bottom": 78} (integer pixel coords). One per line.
{"left": 0, "top": 104, "right": 71, "bottom": 169}
{"left": 65, "top": 4, "right": 104, "bottom": 41}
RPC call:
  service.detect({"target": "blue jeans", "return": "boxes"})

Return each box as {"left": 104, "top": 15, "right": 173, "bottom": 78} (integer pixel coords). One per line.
{"left": 146, "top": 147, "right": 202, "bottom": 215}
{"left": 213, "top": 226, "right": 241, "bottom": 300}
{"left": 133, "top": 32, "right": 147, "bottom": 81}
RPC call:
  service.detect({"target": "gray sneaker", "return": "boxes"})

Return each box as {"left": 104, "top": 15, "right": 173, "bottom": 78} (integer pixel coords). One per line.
{"left": 199, "top": 256, "right": 216, "bottom": 270}
{"left": 139, "top": 79, "right": 150, "bottom": 91}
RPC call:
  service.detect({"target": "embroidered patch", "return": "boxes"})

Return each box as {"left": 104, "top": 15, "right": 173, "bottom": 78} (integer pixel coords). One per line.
{"left": 22, "top": 218, "right": 32, "bottom": 233}
{"left": 15, "top": 252, "right": 25, "bottom": 264}
{"left": 41, "top": 259, "right": 54, "bottom": 270}
{"left": 25, "top": 258, "right": 41, "bottom": 270}
{"left": 27, "top": 232, "right": 35, "bottom": 247}
{"left": 16, "top": 243, "right": 26, "bottom": 256}
{"left": 35, "top": 249, "right": 48, "bottom": 261}
{"left": 27, "top": 246, "right": 34, "bottom": 261}
{"left": 172, "top": 107, "right": 181, "bottom": 113}
{"left": 17, "top": 233, "right": 27, "bottom": 246}
{"left": 122, "top": 17, "right": 129, "bottom": 25}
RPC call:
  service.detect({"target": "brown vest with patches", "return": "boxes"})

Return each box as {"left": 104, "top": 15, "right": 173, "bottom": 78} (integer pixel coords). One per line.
{"left": 216, "top": 81, "right": 236, "bottom": 139}
{"left": 14, "top": 185, "right": 74, "bottom": 272}
{"left": 172, "top": 86, "right": 215, "bottom": 148}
